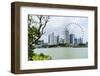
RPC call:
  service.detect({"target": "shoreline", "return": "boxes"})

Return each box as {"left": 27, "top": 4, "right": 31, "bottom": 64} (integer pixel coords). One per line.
{"left": 35, "top": 47, "right": 88, "bottom": 49}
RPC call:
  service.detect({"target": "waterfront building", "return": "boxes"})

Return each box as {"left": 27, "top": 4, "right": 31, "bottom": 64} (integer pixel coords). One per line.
{"left": 77, "top": 37, "right": 83, "bottom": 44}
{"left": 80, "top": 38, "right": 83, "bottom": 44}
{"left": 74, "top": 38, "right": 78, "bottom": 44}
{"left": 70, "top": 34, "right": 75, "bottom": 45}
{"left": 54, "top": 36, "right": 58, "bottom": 45}
{"left": 59, "top": 38, "right": 64, "bottom": 44}
{"left": 48, "top": 32, "right": 54, "bottom": 45}
{"left": 57, "top": 35, "right": 59, "bottom": 44}
{"left": 64, "top": 28, "right": 70, "bottom": 44}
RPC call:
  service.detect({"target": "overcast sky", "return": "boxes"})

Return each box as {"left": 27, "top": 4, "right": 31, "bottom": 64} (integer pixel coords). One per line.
{"left": 30, "top": 15, "right": 88, "bottom": 43}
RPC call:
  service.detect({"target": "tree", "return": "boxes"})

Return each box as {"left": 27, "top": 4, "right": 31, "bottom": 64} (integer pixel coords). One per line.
{"left": 28, "top": 15, "right": 50, "bottom": 60}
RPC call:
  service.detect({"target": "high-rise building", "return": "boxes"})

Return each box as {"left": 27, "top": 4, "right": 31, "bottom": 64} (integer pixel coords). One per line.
{"left": 77, "top": 38, "right": 80, "bottom": 44}
{"left": 48, "top": 35, "right": 50, "bottom": 44}
{"left": 79, "top": 38, "right": 83, "bottom": 44}
{"left": 59, "top": 38, "right": 64, "bottom": 44}
{"left": 70, "top": 34, "right": 75, "bottom": 45}
{"left": 78, "top": 38, "right": 83, "bottom": 44}
{"left": 57, "top": 35, "right": 59, "bottom": 44}
{"left": 48, "top": 32, "right": 54, "bottom": 45}
{"left": 74, "top": 38, "right": 77, "bottom": 44}
{"left": 54, "top": 36, "right": 58, "bottom": 45}
{"left": 64, "top": 28, "right": 70, "bottom": 44}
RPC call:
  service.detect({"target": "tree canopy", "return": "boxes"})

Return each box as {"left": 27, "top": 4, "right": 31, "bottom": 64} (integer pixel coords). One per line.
{"left": 28, "top": 15, "right": 50, "bottom": 60}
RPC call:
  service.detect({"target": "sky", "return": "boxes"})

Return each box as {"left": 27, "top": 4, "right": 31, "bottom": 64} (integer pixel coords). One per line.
{"left": 30, "top": 15, "right": 88, "bottom": 43}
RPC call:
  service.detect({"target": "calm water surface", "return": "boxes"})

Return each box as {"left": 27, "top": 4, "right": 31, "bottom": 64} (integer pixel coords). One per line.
{"left": 34, "top": 47, "right": 88, "bottom": 60}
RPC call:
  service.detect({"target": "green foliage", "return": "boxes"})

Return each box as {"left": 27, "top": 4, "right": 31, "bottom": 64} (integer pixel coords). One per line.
{"left": 78, "top": 43, "right": 87, "bottom": 47}
{"left": 28, "top": 49, "right": 34, "bottom": 60}
{"left": 28, "top": 15, "right": 49, "bottom": 60}
{"left": 28, "top": 25, "right": 41, "bottom": 60}
{"left": 32, "top": 53, "right": 52, "bottom": 61}
{"left": 28, "top": 26, "right": 41, "bottom": 45}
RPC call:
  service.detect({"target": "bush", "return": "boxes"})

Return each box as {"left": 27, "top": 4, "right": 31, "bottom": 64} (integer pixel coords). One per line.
{"left": 32, "top": 53, "right": 52, "bottom": 61}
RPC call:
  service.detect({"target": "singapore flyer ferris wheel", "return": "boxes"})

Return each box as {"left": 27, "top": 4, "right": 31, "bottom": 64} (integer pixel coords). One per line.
{"left": 64, "top": 22, "right": 85, "bottom": 41}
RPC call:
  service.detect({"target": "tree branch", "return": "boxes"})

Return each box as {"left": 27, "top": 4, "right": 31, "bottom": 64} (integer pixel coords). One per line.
{"left": 37, "top": 16, "right": 43, "bottom": 32}
{"left": 41, "top": 16, "right": 49, "bottom": 34}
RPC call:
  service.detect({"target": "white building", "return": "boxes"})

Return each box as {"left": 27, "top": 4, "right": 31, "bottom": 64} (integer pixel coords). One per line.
{"left": 64, "top": 28, "right": 70, "bottom": 44}
{"left": 54, "top": 36, "right": 58, "bottom": 45}
{"left": 48, "top": 32, "right": 54, "bottom": 45}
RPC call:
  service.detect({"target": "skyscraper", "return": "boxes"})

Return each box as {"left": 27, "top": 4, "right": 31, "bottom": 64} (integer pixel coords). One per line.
{"left": 48, "top": 35, "right": 50, "bottom": 44}
{"left": 48, "top": 32, "right": 54, "bottom": 45}
{"left": 77, "top": 37, "right": 83, "bottom": 44}
{"left": 54, "top": 36, "right": 58, "bottom": 45}
{"left": 64, "top": 28, "right": 70, "bottom": 44}
{"left": 59, "top": 38, "right": 64, "bottom": 44}
{"left": 74, "top": 38, "right": 78, "bottom": 44}
{"left": 57, "top": 35, "right": 59, "bottom": 44}
{"left": 79, "top": 38, "right": 83, "bottom": 44}
{"left": 70, "top": 34, "right": 75, "bottom": 45}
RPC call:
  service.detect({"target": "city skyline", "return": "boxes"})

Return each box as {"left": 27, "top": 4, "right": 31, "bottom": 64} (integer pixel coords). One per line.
{"left": 41, "top": 31, "right": 84, "bottom": 46}
{"left": 35, "top": 30, "right": 87, "bottom": 48}
{"left": 38, "top": 16, "right": 88, "bottom": 43}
